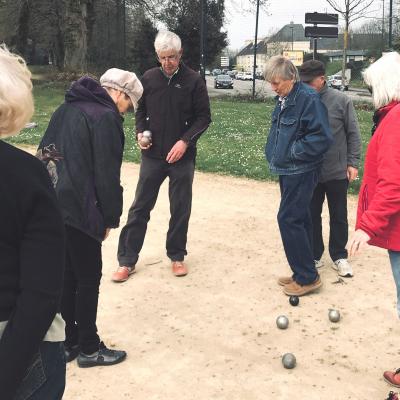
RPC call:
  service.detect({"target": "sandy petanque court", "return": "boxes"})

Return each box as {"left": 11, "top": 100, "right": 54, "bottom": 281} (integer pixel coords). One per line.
{"left": 63, "top": 160, "right": 398, "bottom": 400}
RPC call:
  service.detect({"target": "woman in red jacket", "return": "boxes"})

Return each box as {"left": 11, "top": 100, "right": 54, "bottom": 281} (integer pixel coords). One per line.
{"left": 347, "top": 52, "right": 400, "bottom": 388}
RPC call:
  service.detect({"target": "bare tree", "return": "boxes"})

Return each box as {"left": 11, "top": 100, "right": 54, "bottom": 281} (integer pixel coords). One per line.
{"left": 325, "top": 0, "right": 375, "bottom": 83}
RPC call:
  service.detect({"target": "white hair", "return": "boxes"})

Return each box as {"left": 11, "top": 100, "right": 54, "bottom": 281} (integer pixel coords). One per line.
{"left": 0, "top": 44, "right": 33, "bottom": 137}
{"left": 264, "top": 55, "right": 299, "bottom": 83}
{"left": 362, "top": 52, "right": 400, "bottom": 109}
{"left": 154, "top": 31, "right": 181, "bottom": 54}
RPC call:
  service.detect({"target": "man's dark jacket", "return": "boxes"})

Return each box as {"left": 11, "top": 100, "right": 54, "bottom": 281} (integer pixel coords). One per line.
{"left": 37, "top": 77, "right": 125, "bottom": 241}
{"left": 136, "top": 63, "right": 211, "bottom": 160}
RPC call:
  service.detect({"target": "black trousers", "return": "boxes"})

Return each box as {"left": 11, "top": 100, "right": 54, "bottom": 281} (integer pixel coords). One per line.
{"left": 310, "top": 179, "right": 349, "bottom": 262}
{"left": 61, "top": 225, "right": 101, "bottom": 354}
{"left": 118, "top": 156, "right": 195, "bottom": 268}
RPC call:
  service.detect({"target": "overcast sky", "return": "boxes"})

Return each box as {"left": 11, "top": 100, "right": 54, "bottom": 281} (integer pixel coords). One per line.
{"left": 224, "top": 0, "right": 373, "bottom": 49}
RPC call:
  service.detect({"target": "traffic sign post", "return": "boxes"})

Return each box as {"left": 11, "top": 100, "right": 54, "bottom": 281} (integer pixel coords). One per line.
{"left": 304, "top": 11, "right": 339, "bottom": 60}
{"left": 305, "top": 12, "right": 338, "bottom": 25}
{"left": 305, "top": 26, "right": 338, "bottom": 38}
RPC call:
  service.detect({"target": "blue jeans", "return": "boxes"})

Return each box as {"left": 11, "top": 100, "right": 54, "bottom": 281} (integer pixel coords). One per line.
{"left": 14, "top": 342, "right": 65, "bottom": 400}
{"left": 278, "top": 170, "right": 319, "bottom": 285}
{"left": 389, "top": 250, "right": 400, "bottom": 318}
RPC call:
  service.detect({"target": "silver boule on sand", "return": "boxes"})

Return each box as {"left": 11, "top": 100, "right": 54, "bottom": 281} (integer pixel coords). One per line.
{"left": 328, "top": 309, "right": 341, "bottom": 323}
{"left": 276, "top": 315, "right": 289, "bottom": 329}
{"left": 282, "top": 353, "right": 296, "bottom": 369}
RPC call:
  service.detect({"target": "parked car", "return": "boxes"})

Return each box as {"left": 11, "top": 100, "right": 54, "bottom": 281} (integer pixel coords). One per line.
{"left": 212, "top": 68, "right": 222, "bottom": 76}
{"left": 242, "top": 72, "right": 254, "bottom": 81}
{"left": 205, "top": 69, "right": 211, "bottom": 76}
{"left": 236, "top": 72, "right": 244, "bottom": 80}
{"left": 214, "top": 74, "right": 233, "bottom": 89}
{"left": 327, "top": 74, "right": 349, "bottom": 91}
{"left": 255, "top": 71, "right": 264, "bottom": 80}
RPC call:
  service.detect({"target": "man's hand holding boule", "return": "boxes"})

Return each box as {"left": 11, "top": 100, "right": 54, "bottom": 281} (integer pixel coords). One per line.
{"left": 137, "top": 132, "right": 152, "bottom": 150}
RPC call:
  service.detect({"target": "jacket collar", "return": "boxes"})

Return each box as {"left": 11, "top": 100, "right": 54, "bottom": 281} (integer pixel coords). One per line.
{"left": 285, "top": 81, "right": 302, "bottom": 106}
{"left": 372, "top": 101, "right": 400, "bottom": 135}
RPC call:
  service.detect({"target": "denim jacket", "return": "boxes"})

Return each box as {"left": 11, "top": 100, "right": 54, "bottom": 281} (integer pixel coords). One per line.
{"left": 265, "top": 81, "right": 333, "bottom": 175}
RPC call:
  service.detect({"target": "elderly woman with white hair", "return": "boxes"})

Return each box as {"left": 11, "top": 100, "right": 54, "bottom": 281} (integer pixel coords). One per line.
{"left": 0, "top": 46, "right": 66, "bottom": 399}
{"left": 346, "top": 52, "right": 400, "bottom": 388}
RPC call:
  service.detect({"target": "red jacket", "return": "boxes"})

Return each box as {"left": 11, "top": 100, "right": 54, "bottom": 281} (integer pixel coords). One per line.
{"left": 356, "top": 101, "right": 400, "bottom": 250}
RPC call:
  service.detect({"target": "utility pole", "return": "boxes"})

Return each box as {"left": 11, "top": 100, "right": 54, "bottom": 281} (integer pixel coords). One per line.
{"left": 382, "top": 0, "right": 385, "bottom": 52}
{"left": 252, "top": 0, "right": 260, "bottom": 99}
{"left": 122, "top": 0, "right": 126, "bottom": 67}
{"left": 389, "top": 0, "right": 393, "bottom": 48}
{"left": 200, "top": 0, "right": 206, "bottom": 80}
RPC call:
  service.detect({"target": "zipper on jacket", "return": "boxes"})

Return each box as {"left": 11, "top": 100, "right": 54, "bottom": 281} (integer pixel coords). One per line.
{"left": 362, "top": 184, "right": 369, "bottom": 212}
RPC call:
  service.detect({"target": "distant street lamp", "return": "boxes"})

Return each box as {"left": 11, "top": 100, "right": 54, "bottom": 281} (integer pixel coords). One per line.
{"left": 290, "top": 21, "right": 294, "bottom": 51}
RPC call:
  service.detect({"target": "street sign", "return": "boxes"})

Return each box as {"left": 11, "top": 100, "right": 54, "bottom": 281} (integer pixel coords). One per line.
{"left": 220, "top": 57, "right": 229, "bottom": 67}
{"left": 305, "top": 26, "right": 338, "bottom": 38}
{"left": 305, "top": 12, "right": 338, "bottom": 25}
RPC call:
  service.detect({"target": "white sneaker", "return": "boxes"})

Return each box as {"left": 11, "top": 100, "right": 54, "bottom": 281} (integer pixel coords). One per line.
{"left": 314, "top": 259, "right": 324, "bottom": 269}
{"left": 332, "top": 259, "right": 353, "bottom": 278}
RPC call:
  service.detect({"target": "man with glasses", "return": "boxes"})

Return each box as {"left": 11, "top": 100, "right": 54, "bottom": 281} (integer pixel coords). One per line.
{"left": 112, "top": 30, "right": 211, "bottom": 282}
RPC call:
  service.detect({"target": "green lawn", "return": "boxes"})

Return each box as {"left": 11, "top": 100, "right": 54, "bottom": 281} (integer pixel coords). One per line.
{"left": 9, "top": 82, "right": 374, "bottom": 194}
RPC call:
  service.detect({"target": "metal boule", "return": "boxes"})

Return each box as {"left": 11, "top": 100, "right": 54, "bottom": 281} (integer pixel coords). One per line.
{"left": 142, "top": 130, "right": 152, "bottom": 138}
{"left": 139, "top": 136, "right": 151, "bottom": 147}
{"left": 276, "top": 315, "right": 289, "bottom": 329}
{"left": 282, "top": 353, "right": 296, "bottom": 369}
{"left": 289, "top": 295, "right": 299, "bottom": 306}
{"left": 328, "top": 309, "right": 340, "bottom": 323}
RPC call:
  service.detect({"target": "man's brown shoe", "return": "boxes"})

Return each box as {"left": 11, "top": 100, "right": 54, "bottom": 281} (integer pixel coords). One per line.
{"left": 278, "top": 276, "right": 294, "bottom": 286}
{"left": 172, "top": 261, "right": 188, "bottom": 277}
{"left": 111, "top": 266, "right": 135, "bottom": 282}
{"left": 283, "top": 276, "right": 322, "bottom": 296}
{"left": 384, "top": 369, "right": 400, "bottom": 388}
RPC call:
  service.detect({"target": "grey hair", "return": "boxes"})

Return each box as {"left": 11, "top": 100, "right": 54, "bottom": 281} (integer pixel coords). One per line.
{"left": 362, "top": 52, "right": 400, "bottom": 109}
{"left": 154, "top": 31, "right": 181, "bottom": 54}
{"left": 264, "top": 55, "right": 299, "bottom": 83}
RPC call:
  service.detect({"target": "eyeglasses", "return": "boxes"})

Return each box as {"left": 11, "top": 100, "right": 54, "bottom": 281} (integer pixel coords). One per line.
{"left": 157, "top": 54, "right": 179, "bottom": 63}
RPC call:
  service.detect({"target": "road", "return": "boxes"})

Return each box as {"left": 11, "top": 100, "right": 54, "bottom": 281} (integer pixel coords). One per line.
{"left": 206, "top": 76, "right": 372, "bottom": 102}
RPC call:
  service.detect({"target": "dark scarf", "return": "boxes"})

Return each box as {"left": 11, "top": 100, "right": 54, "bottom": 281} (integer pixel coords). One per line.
{"left": 372, "top": 101, "right": 400, "bottom": 135}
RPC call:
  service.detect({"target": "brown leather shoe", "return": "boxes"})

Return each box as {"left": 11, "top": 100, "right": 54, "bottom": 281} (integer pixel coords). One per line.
{"left": 384, "top": 369, "right": 400, "bottom": 388}
{"left": 111, "top": 266, "right": 135, "bottom": 282}
{"left": 172, "top": 261, "right": 188, "bottom": 277}
{"left": 278, "top": 276, "right": 294, "bottom": 286}
{"left": 283, "top": 276, "right": 322, "bottom": 296}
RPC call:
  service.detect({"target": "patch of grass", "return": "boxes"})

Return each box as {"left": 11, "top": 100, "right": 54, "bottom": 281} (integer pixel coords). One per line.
{"left": 9, "top": 82, "right": 374, "bottom": 194}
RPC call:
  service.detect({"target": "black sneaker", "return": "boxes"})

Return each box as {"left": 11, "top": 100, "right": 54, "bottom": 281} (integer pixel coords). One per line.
{"left": 64, "top": 344, "right": 80, "bottom": 363}
{"left": 77, "top": 342, "right": 127, "bottom": 368}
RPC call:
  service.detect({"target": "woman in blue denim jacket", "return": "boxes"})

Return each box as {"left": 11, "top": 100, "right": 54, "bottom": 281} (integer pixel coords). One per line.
{"left": 264, "top": 56, "right": 332, "bottom": 297}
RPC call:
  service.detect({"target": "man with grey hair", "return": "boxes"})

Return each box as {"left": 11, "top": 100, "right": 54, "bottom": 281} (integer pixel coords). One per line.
{"left": 299, "top": 60, "right": 361, "bottom": 278}
{"left": 112, "top": 30, "right": 211, "bottom": 282}
{"left": 264, "top": 55, "right": 332, "bottom": 297}
{"left": 37, "top": 68, "right": 143, "bottom": 367}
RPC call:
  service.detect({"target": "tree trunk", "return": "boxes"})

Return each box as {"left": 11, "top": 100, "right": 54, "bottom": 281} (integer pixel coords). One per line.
{"left": 62, "top": 0, "right": 90, "bottom": 71}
